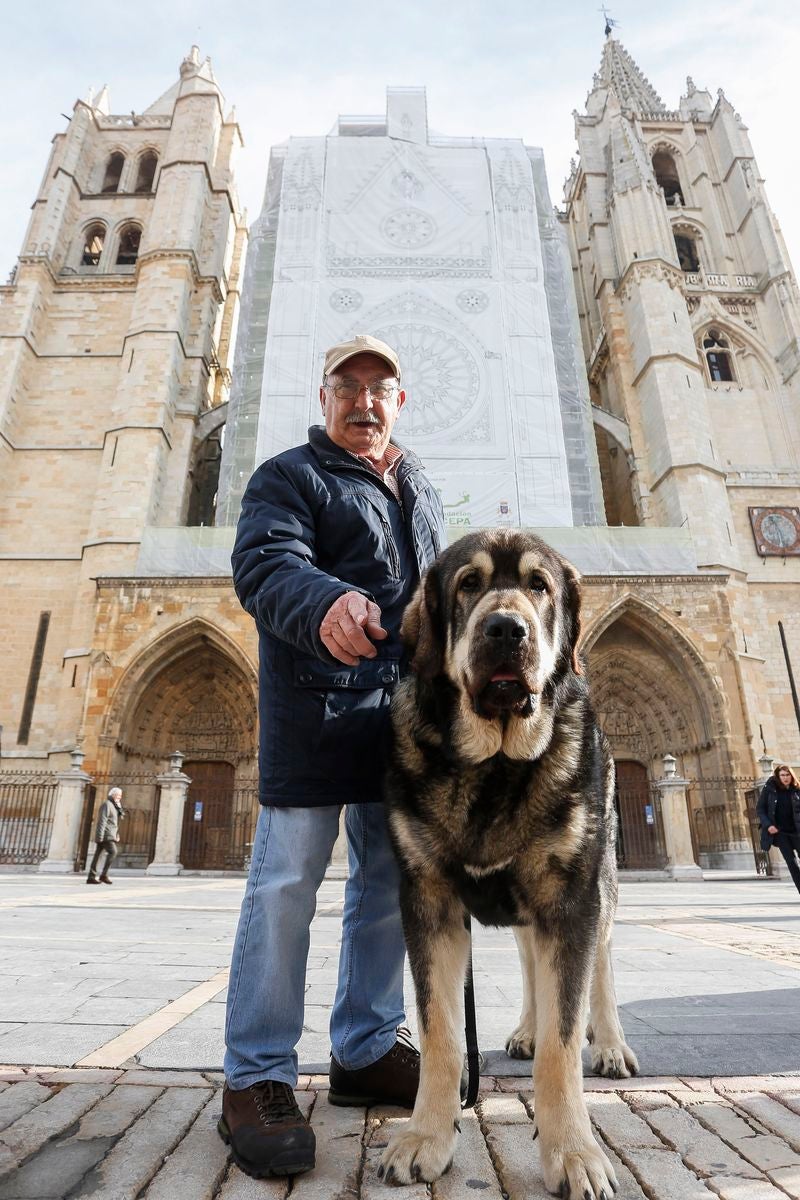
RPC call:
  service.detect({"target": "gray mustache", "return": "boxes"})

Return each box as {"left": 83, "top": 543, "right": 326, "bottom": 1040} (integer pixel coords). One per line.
{"left": 345, "top": 413, "right": 382, "bottom": 426}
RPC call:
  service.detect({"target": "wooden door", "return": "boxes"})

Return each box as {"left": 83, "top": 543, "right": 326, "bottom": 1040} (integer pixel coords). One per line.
{"left": 180, "top": 760, "right": 235, "bottom": 870}
{"left": 614, "top": 760, "right": 666, "bottom": 869}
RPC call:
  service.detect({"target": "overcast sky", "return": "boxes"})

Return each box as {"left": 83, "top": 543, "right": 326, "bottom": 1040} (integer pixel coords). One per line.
{"left": 3, "top": 1, "right": 798, "bottom": 279}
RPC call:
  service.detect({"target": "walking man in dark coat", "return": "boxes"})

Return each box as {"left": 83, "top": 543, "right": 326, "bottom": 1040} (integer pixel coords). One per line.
{"left": 86, "top": 787, "right": 123, "bottom": 885}
{"left": 219, "top": 335, "right": 446, "bottom": 1180}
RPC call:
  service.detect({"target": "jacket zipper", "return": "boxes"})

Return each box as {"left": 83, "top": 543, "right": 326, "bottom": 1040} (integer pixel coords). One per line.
{"left": 321, "top": 458, "right": 407, "bottom": 578}
{"left": 377, "top": 511, "right": 401, "bottom": 578}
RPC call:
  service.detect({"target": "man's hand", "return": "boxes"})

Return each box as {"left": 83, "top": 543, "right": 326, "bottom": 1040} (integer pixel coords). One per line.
{"left": 320, "top": 592, "right": 388, "bottom": 665}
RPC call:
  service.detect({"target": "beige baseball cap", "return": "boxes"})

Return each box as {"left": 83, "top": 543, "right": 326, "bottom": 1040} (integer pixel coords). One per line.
{"left": 323, "top": 334, "right": 401, "bottom": 382}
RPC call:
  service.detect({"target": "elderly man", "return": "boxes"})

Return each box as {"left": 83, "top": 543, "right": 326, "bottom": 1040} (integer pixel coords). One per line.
{"left": 220, "top": 335, "right": 445, "bottom": 1179}
{"left": 86, "top": 787, "right": 124, "bottom": 884}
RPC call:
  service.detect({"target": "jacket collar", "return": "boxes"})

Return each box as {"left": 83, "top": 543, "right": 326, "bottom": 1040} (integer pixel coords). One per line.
{"left": 307, "top": 425, "right": 423, "bottom": 474}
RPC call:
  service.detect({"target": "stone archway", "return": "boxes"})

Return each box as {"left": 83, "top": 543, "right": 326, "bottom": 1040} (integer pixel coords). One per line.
{"left": 117, "top": 635, "right": 257, "bottom": 775}
{"left": 97, "top": 622, "right": 258, "bottom": 868}
{"left": 104, "top": 620, "right": 257, "bottom": 774}
{"left": 585, "top": 596, "right": 727, "bottom": 776}
{"left": 585, "top": 597, "right": 730, "bottom": 867}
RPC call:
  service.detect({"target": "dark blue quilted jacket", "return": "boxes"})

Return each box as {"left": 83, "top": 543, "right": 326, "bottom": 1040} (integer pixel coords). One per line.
{"left": 232, "top": 426, "right": 445, "bottom": 806}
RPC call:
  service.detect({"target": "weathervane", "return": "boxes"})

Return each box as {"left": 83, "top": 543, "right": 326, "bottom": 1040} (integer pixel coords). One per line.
{"left": 599, "top": 5, "right": 619, "bottom": 36}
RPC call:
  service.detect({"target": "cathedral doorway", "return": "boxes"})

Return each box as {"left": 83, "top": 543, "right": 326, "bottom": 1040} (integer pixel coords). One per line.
{"left": 180, "top": 760, "right": 236, "bottom": 870}
{"left": 613, "top": 760, "right": 666, "bottom": 869}
{"left": 586, "top": 596, "right": 730, "bottom": 870}
{"left": 103, "top": 622, "right": 258, "bottom": 869}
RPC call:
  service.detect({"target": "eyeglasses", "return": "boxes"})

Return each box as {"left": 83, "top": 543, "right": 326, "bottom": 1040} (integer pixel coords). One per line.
{"left": 327, "top": 382, "right": 398, "bottom": 402}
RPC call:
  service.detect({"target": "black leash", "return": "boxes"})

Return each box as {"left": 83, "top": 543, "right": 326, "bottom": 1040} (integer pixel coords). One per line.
{"left": 462, "top": 914, "right": 481, "bottom": 1109}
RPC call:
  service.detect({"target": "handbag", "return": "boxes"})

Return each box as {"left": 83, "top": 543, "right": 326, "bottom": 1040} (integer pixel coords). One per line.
{"left": 760, "top": 826, "right": 773, "bottom": 852}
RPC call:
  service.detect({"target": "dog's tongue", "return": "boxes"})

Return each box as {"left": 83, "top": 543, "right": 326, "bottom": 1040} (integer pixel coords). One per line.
{"left": 490, "top": 670, "right": 518, "bottom": 682}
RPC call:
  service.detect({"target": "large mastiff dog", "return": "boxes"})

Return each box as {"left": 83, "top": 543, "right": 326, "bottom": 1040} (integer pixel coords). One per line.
{"left": 380, "top": 530, "right": 637, "bottom": 1198}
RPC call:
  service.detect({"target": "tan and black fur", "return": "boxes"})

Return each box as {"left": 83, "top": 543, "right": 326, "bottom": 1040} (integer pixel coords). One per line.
{"left": 380, "top": 530, "right": 637, "bottom": 1198}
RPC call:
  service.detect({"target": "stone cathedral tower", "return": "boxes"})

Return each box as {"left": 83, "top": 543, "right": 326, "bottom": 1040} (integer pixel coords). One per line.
{"left": 564, "top": 36, "right": 800, "bottom": 775}
{"left": 0, "top": 49, "right": 247, "bottom": 771}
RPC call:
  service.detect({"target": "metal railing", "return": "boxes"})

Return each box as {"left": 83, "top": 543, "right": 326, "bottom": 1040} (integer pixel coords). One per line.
{"left": 11, "top": 763, "right": 772, "bottom": 878}
{"left": 0, "top": 774, "right": 59, "bottom": 865}
{"left": 76, "top": 775, "right": 160, "bottom": 871}
{"left": 615, "top": 783, "right": 668, "bottom": 870}
{"left": 687, "top": 777, "right": 768, "bottom": 874}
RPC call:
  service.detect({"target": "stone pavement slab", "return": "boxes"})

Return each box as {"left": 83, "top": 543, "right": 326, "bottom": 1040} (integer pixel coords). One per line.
{"left": 1, "top": 1071, "right": 800, "bottom": 1198}
{"left": 3, "top": 875, "right": 800, "bottom": 1078}
{"left": 0, "top": 875, "right": 800, "bottom": 1194}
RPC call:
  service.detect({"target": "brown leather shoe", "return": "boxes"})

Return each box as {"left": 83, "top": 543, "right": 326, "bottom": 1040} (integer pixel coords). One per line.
{"left": 218, "top": 1081, "right": 315, "bottom": 1178}
{"left": 328, "top": 1029, "right": 419, "bottom": 1108}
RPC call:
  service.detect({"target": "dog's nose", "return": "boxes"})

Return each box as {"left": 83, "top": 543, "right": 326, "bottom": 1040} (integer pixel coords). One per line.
{"left": 484, "top": 612, "right": 528, "bottom": 646}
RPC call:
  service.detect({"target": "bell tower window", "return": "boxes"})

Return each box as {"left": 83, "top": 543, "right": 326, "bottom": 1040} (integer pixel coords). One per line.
{"left": 674, "top": 234, "right": 700, "bottom": 273}
{"left": 135, "top": 151, "right": 158, "bottom": 192}
{"left": 101, "top": 152, "right": 125, "bottom": 194}
{"left": 81, "top": 224, "right": 106, "bottom": 268}
{"left": 703, "top": 329, "right": 735, "bottom": 383}
{"left": 653, "top": 150, "right": 684, "bottom": 207}
{"left": 116, "top": 226, "right": 141, "bottom": 267}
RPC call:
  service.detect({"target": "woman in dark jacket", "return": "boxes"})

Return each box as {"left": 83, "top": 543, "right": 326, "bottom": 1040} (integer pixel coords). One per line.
{"left": 757, "top": 763, "right": 800, "bottom": 893}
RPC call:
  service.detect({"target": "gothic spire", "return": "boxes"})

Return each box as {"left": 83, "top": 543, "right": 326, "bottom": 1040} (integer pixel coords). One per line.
{"left": 598, "top": 38, "right": 665, "bottom": 114}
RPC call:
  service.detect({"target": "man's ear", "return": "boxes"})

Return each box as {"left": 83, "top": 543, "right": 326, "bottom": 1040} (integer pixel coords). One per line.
{"left": 401, "top": 564, "right": 444, "bottom": 679}
{"left": 562, "top": 562, "right": 584, "bottom": 676}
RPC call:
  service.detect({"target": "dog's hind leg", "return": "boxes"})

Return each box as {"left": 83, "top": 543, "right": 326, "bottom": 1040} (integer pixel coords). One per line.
{"left": 505, "top": 924, "right": 537, "bottom": 1059}
{"left": 381, "top": 881, "right": 468, "bottom": 1185}
{"left": 531, "top": 927, "right": 617, "bottom": 1200}
{"left": 587, "top": 937, "right": 639, "bottom": 1079}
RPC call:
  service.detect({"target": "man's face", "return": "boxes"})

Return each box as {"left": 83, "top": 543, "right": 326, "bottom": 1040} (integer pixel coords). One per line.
{"left": 320, "top": 353, "right": 406, "bottom": 458}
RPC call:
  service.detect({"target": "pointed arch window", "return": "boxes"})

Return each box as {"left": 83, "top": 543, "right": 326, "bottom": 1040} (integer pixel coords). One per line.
{"left": 135, "top": 151, "right": 158, "bottom": 192}
{"left": 703, "top": 329, "right": 735, "bottom": 383}
{"left": 101, "top": 152, "right": 125, "bottom": 194}
{"left": 81, "top": 223, "right": 106, "bottom": 268}
{"left": 187, "top": 425, "right": 225, "bottom": 526}
{"left": 674, "top": 233, "right": 700, "bottom": 273}
{"left": 653, "top": 150, "right": 684, "bottom": 207}
{"left": 116, "top": 225, "right": 141, "bottom": 267}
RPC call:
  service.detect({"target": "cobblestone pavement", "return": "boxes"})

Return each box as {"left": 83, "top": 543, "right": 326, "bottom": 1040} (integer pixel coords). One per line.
{"left": 1, "top": 873, "right": 800, "bottom": 1196}
{"left": 2, "top": 1066, "right": 800, "bottom": 1198}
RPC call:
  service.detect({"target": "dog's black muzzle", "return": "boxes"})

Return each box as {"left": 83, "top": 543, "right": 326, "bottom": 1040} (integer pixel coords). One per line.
{"left": 469, "top": 611, "right": 537, "bottom": 718}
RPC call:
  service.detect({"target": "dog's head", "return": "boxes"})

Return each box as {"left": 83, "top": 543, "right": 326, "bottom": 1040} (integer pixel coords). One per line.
{"left": 402, "top": 530, "right": 583, "bottom": 721}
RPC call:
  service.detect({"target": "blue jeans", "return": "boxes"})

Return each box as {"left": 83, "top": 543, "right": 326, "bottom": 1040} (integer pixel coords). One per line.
{"left": 224, "top": 803, "right": 406, "bottom": 1090}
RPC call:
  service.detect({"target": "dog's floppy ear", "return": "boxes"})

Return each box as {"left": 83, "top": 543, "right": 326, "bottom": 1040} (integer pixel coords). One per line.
{"left": 401, "top": 564, "right": 444, "bottom": 679}
{"left": 562, "top": 562, "right": 584, "bottom": 676}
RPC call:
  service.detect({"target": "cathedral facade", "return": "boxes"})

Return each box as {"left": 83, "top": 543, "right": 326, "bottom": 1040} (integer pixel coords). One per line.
{"left": 0, "top": 40, "right": 797, "bottom": 873}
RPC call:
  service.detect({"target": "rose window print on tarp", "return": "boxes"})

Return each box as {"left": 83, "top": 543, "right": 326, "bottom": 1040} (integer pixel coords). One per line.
{"left": 456, "top": 289, "right": 490, "bottom": 314}
{"left": 381, "top": 208, "right": 437, "bottom": 249}
{"left": 373, "top": 323, "right": 481, "bottom": 436}
{"left": 329, "top": 288, "right": 363, "bottom": 313}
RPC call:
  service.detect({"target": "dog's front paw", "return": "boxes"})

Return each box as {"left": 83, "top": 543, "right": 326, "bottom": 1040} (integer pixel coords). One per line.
{"left": 379, "top": 1124, "right": 458, "bottom": 1185}
{"left": 505, "top": 1022, "right": 536, "bottom": 1060}
{"left": 590, "top": 1039, "right": 639, "bottom": 1080}
{"left": 540, "top": 1134, "right": 617, "bottom": 1199}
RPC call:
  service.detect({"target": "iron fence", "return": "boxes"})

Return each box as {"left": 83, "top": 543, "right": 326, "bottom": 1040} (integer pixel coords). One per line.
{"left": 0, "top": 773, "right": 58, "bottom": 865}
{"left": 615, "top": 782, "right": 668, "bottom": 870}
{"left": 180, "top": 786, "right": 260, "bottom": 871}
{"left": 687, "top": 777, "right": 768, "bottom": 875}
{"left": 76, "top": 775, "right": 160, "bottom": 871}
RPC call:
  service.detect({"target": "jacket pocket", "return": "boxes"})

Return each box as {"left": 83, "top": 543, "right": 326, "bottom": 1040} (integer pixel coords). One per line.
{"left": 292, "top": 658, "right": 398, "bottom": 781}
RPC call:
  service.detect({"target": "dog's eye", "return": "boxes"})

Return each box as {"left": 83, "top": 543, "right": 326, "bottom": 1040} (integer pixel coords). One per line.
{"left": 459, "top": 572, "right": 482, "bottom": 592}
{"left": 529, "top": 575, "right": 547, "bottom": 593}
